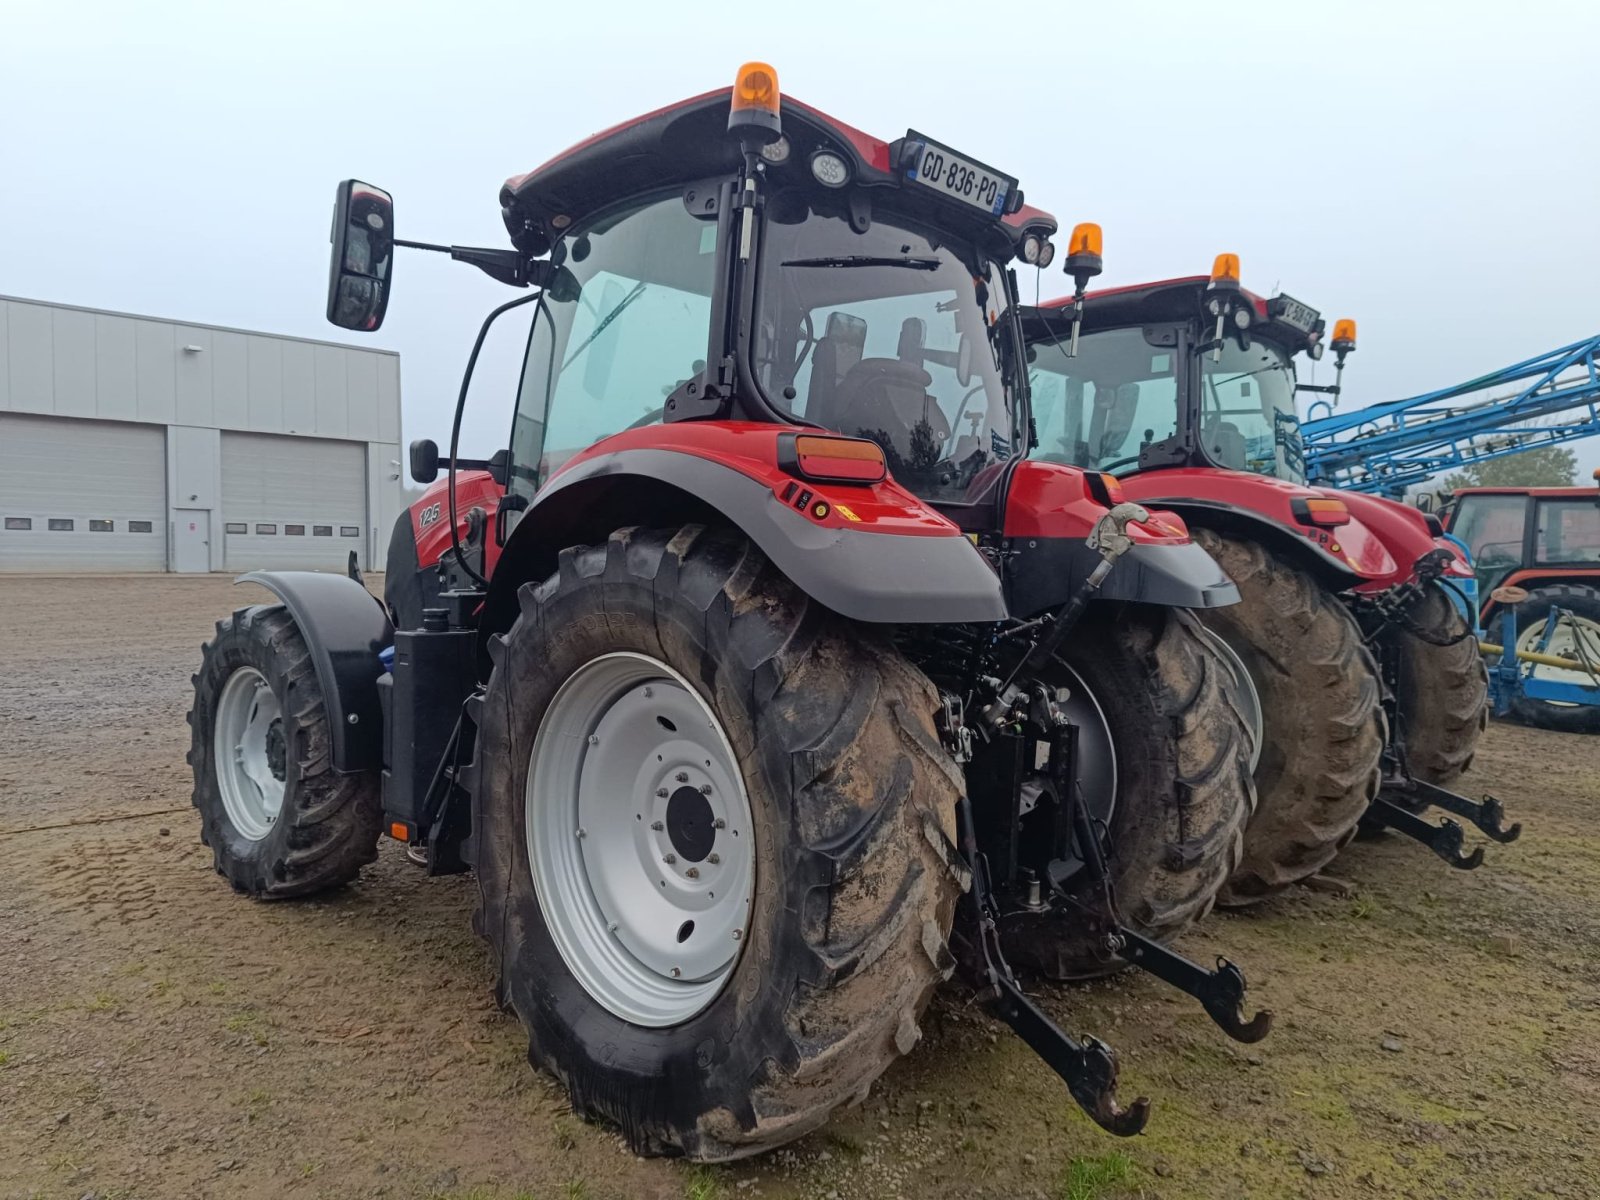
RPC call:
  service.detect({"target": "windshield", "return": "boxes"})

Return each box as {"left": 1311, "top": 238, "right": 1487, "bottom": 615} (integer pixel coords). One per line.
{"left": 1029, "top": 325, "right": 1306, "bottom": 482}
{"left": 754, "top": 202, "right": 1019, "bottom": 504}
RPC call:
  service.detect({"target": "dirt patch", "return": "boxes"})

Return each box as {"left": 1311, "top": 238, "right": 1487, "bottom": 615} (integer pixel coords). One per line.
{"left": 2, "top": 575, "right": 1598, "bottom": 1199}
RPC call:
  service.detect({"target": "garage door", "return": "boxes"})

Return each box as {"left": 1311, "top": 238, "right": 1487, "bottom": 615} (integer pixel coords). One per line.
{"left": 221, "top": 433, "right": 366, "bottom": 571}
{"left": 0, "top": 414, "right": 167, "bottom": 572}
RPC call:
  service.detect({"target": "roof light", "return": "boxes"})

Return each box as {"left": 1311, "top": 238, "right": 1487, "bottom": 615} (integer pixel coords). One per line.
{"left": 1290, "top": 497, "right": 1351, "bottom": 528}
{"left": 728, "top": 61, "right": 781, "bottom": 139}
{"left": 1020, "top": 233, "right": 1047, "bottom": 266}
{"left": 759, "top": 135, "right": 791, "bottom": 164}
{"left": 1331, "top": 318, "right": 1357, "bottom": 354}
{"left": 1210, "top": 253, "right": 1241, "bottom": 286}
{"left": 809, "top": 150, "right": 851, "bottom": 188}
{"left": 778, "top": 433, "right": 887, "bottom": 485}
{"left": 1067, "top": 222, "right": 1102, "bottom": 260}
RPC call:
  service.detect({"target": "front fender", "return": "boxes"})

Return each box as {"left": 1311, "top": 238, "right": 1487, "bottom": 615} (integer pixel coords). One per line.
{"left": 1336, "top": 490, "right": 1473, "bottom": 593}
{"left": 237, "top": 570, "right": 392, "bottom": 772}
{"left": 489, "top": 444, "right": 1008, "bottom": 628}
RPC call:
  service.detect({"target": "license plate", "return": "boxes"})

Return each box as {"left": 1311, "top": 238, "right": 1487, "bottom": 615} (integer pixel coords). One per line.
{"left": 1271, "top": 294, "right": 1320, "bottom": 334}
{"left": 902, "top": 131, "right": 1015, "bottom": 218}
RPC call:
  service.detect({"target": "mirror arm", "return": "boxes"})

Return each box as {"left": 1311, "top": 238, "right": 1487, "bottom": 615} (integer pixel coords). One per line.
{"left": 394, "top": 240, "right": 549, "bottom": 289}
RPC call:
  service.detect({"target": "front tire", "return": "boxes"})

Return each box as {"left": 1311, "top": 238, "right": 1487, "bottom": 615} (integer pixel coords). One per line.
{"left": 1002, "top": 606, "right": 1257, "bottom": 980}
{"left": 471, "top": 526, "right": 964, "bottom": 1160}
{"left": 1190, "top": 531, "right": 1386, "bottom": 907}
{"left": 187, "top": 606, "right": 382, "bottom": 898}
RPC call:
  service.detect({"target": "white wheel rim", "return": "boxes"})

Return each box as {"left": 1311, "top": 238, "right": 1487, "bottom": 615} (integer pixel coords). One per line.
{"left": 1193, "top": 625, "right": 1264, "bottom": 772}
{"left": 213, "top": 666, "right": 287, "bottom": 841}
{"left": 1517, "top": 613, "right": 1600, "bottom": 707}
{"left": 526, "top": 652, "right": 755, "bottom": 1028}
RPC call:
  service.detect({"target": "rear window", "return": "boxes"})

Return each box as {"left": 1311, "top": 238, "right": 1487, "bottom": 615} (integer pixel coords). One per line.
{"left": 1452, "top": 495, "right": 1526, "bottom": 567}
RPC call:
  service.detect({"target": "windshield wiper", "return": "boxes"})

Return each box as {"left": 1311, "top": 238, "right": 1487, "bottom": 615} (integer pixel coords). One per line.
{"left": 562, "top": 281, "right": 648, "bottom": 369}
{"left": 781, "top": 255, "right": 940, "bottom": 271}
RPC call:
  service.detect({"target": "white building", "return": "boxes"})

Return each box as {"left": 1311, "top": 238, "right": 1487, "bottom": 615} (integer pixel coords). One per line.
{"left": 0, "top": 295, "right": 403, "bottom": 574}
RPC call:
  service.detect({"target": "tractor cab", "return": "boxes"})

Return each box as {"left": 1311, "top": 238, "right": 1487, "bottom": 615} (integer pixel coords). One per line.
{"left": 1019, "top": 266, "right": 1342, "bottom": 485}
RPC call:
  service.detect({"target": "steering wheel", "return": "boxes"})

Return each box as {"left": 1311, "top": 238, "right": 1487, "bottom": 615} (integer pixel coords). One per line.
{"left": 1099, "top": 455, "right": 1139, "bottom": 473}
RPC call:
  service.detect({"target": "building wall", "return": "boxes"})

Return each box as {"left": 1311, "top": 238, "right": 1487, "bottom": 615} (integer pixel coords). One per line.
{"left": 0, "top": 295, "right": 403, "bottom": 571}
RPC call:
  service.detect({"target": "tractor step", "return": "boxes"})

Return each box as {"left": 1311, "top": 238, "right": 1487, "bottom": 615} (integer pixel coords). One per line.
{"left": 1364, "top": 797, "right": 1485, "bottom": 869}
{"left": 1381, "top": 778, "right": 1522, "bottom": 844}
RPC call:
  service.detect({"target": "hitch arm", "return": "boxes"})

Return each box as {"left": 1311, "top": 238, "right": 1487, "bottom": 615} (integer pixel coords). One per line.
{"left": 954, "top": 798, "right": 1150, "bottom": 1136}
{"left": 1364, "top": 798, "right": 1485, "bottom": 869}
{"left": 1381, "top": 778, "right": 1521, "bottom": 844}
{"left": 1116, "top": 931, "right": 1273, "bottom": 1044}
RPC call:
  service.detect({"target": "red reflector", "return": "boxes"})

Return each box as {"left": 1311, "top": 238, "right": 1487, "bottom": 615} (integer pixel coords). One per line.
{"left": 783, "top": 434, "right": 887, "bottom": 484}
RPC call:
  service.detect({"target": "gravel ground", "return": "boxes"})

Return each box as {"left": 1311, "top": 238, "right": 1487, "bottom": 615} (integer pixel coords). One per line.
{"left": 2, "top": 574, "right": 1598, "bottom": 1200}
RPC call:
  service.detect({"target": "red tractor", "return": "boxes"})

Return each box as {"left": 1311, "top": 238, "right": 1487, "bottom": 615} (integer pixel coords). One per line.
{"left": 187, "top": 66, "right": 1267, "bottom": 1158}
{"left": 1443, "top": 482, "right": 1600, "bottom": 732}
{"left": 1019, "top": 258, "right": 1517, "bottom": 901}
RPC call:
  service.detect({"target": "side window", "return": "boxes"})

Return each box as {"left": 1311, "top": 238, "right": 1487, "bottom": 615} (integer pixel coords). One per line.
{"left": 510, "top": 192, "right": 718, "bottom": 498}
{"left": 1453, "top": 496, "right": 1527, "bottom": 566}
{"left": 1535, "top": 499, "right": 1600, "bottom": 564}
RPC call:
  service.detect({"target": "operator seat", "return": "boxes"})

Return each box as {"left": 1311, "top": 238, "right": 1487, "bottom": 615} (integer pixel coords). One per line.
{"left": 1203, "top": 418, "right": 1248, "bottom": 470}
{"left": 835, "top": 359, "right": 949, "bottom": 463}
{"left": 804, "top": 312, "right": 867, "bottom": 432}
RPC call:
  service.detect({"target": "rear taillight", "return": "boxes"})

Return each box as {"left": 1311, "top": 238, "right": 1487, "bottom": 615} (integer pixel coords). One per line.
{"left": 778, "top": 433, "right": 887, "bottom": 485}
{"left": 1290, "top": 497, "right": 1351, "bottom": 527}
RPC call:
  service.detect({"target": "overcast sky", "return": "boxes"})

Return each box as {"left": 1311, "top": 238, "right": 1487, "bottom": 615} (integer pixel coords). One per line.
{"left": 4, "top": 0, "right": 1597, "bottom": 479}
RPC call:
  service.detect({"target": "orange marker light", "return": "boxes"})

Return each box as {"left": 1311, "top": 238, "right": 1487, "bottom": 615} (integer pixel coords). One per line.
{"left": 389, "top": 822, "right": 411, "bottom": 842}
{"left": 1210, "top": 253, "right": 1241, "bottom": 284}
{"left": 1291, "top": 497, "right": 1352, "bottom": 528}
{"left": 784, "top": 433, "right": 887, "bottom": 484}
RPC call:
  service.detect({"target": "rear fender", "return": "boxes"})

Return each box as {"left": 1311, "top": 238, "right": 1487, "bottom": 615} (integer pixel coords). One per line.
{"left": 1337, "top": 490, "right": 1474, "bottom": 594}
{"left": 1118, "top": 468, "right": 1398, "bottom": 588}
{"left": 237, "top": 570, "right": 393, "bottom": 772}
{"left": 483, "top": 432, "right": 1008, "bottom": 637}
{"left": 1002, "top": 461, "right": 1238, "bottom": 613}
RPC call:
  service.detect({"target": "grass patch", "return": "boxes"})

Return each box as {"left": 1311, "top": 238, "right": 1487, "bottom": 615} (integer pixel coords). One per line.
{"left": 1060, "top": 1151, "right": 1132, "bottom": 1200}
{"left": 685, "top": 1165, "right": 722, "bottom": 1200}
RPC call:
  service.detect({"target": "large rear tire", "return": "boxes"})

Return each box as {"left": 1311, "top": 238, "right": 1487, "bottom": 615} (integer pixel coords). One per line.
{"left": 187, "top": 606, "right": 383, "bottom": 898}
{"left": 1189, "top": 531, "right": 1386, "bottom": 907}
{"left": 1506, "top": 584, "right": 1600, "bottom": 734}
{"left": 471, "top": 526, "right": 964, "bottom": 1161}
{"left": 1002, "top": 606, "right": 1256, "bottom": 980}
{"left": 1388, "top": 582, "right": 1489, "bottom": 788}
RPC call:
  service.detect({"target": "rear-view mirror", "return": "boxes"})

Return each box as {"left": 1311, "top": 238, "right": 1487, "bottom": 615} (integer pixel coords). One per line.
{"left": 410, "top": 438, "right": 439, "bottom": 484}
{"left": 327, "top": 180, "right": 394, "bottom": 332}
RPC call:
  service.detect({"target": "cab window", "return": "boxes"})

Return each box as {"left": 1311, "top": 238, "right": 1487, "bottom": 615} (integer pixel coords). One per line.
{"left": 1028, "top": 327, "right": 1178, "bottom": 474}
{"left": 1534, "top": 498, "right": 1600, "bottom": 564}
{"left": 1451, "top": 494, "right": 1529, "bottom": 592}
{"left": 510, "top": 192, "right": 718, "bottom": 498}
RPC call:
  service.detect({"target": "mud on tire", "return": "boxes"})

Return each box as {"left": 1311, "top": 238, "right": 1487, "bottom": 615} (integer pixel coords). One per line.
{"left": 1190, "top": 531, "right": 1386, "bottom": 907}
{"left": 470, "top": 526, "right": 965, "bottom": 1161}
{"left": 1387, "top": 581, "right": 1489, "bottom": 790}
{"left": 1003, "top": 605, "right": 1257, "bottom": 979}
{"left": 187, "top": 606, "right": 383, "bottom": 898}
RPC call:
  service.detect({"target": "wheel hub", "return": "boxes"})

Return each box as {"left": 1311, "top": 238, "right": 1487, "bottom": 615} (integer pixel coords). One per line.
{"left": 526, "top": 652, "right": 756, "bottom": 1028}
{"left": 212, "top": 666, "right": 287, "bottom": 842}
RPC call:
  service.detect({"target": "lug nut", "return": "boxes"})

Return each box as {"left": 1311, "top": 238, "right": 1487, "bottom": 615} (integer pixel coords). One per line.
{"left": 707, "top": 853, "right": 720, "bottom": 865}
{"left": 575, "top": 827, "right": 586, "bottom": 839}
{"left": 675, "top": 771, "right": 689, "bottom": 783}
{"left": 670, "top": 967, "right": 681, "bottom": 978}
{"left": 650, "top": 820, "right": 665, "bottom": 831}
{"left": 642, "top": 686, "right": 654, "bottom": 698}
{"left": 656, "top": 787, "right": 669, "bottom": 798}
{"left": 713, "top": 818, "right": 726, "bottom": 830}
{"left": 699, "top": 783, "right": 712, "bottom": 795}
{"left": 732, "top": 929, "right": 742, "bottom": 941}
{"left": 686, "top": 867, "right": 700, "bottom": 879}
{"left": 588, "top": 734, "right": 600, "bottom": 746}
{"left": 664, "top": 853, "right": 677, "bottom": 864}
{"left": 608, "top": 922, "right": 618, "bottom": 933}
